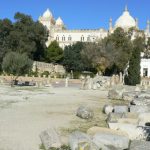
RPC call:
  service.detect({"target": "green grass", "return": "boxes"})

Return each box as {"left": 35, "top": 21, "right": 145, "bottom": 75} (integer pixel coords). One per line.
{"left": 39, "top": 144, "right": 71, "bottom": 150}
{"left": 40, "top": 144, "right": 46, "bottom": 150}
{"left": 60, "top": 98, "right": 128, "bottom": 136}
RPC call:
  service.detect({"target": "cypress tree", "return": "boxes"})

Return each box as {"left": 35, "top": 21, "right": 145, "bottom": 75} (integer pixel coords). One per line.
{"left": 125, "top": 37, "right": 144, "bottom": 85}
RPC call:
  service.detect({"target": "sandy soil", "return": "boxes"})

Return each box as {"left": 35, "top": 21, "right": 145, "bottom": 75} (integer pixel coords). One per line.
{"left": 0, "top": 84, "right": 108, "bottom": 150}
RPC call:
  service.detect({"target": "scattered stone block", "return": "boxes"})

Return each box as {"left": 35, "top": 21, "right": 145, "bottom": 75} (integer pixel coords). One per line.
{"left": 92, "top": 83, "right": 97, "bottom": 90}
{"left": 87, "top": 126, "right": 128, "bottom": 137}
{"left": 114, "top": 105, "right": 128, "bottom": 113}
{"left": 129, "top": 140, "right": 150, "bottom": 150}
{"left": 107, "top": 112, "right": 127, "bottom": 123}
{"left": 108, "top": 112, "right": 139, "bottom": 125}
{"left": 138, "top": 92, "right": 150, "bottom": 99}
{"left": 135, "top": 86, "right": 141, "bottom": 92}
{"left": 103, "top": 105, "right": 114, "bottom": 115}
{"left": 108, "top": 88, "right": 125, "bottom": 100}
{"left": 82, "top": 76, "right": 93, "bottom": 90}
{"left": 39, "top": 128, "right": 61, "bottom": 150}
{"left": 108, "top": 123, "right": 147, "bottom": 140}
{"left": 122, "top": 91, "right": 138, "bottom": 101}
{"left": 131, "top": 97, "right": 150, "bottom": 106}
{"left": 130, "top": 105, "right": 150, "bottom": 113}
{"left": 69, "top": 131, "right": 99, "bottom": 150}
{"left": 76, "top": 106, "right": 94, "bottom": 119}
{"left": 138, "top": 113, "right": 150, "bottom": 126}
{"left": 93, "top": 132, "right": 129, "bottom": 150}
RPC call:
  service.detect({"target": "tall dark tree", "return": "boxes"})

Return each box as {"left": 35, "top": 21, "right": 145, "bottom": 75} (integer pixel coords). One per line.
{"left": 108, "top": 27, "right": 133, "bottom": 72}
{"left": 0, "top": 19, "right": 13, "bottom": 71}
{"left": 81, "top": 28, "right": 133, "bottom": 75}
{"left": 63, "top": 42, "right": 92, "bottom": 72}
{"left": 81, "top": 40, "right": 117, "bottom": 73}
{"left": 125, "top": 37, "right": 144, "bottom": 85}
{"left": 45, "top": 40, "right": 63, "bottom": 63}
{"left": 6, "top": 12, "right": 48, "bottom": 60}
{"left": 144, "top": 37, "right": 150, "bottom": 58}
{"left": 2, "top": 52, "right": 33, "bottom": 86}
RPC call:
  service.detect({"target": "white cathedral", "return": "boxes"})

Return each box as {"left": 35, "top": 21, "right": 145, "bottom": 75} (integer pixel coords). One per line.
{"left": 39, "top": 6, "right": 150, "bottom": 48}
{"left": 39, "top": 6, "right": 150, "bottom": 77}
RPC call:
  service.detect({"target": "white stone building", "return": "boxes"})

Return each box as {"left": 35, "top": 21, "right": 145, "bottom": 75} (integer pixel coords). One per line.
{"left": 39, "top": 8, "right": 108, "bottom": 48}
{"left": 39, "top": 6, "right": 150, "bottom": 48}
{"left": 140, "top": 59, "right": 150, "bottom": 77}
{"left": 39, "top": 6, "right": 150, "bottom": 77}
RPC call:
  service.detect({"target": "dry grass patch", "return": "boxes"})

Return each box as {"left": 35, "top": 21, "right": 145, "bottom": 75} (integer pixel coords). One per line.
{"left": 60, "top": 98, "right": 128, "bottom": 136}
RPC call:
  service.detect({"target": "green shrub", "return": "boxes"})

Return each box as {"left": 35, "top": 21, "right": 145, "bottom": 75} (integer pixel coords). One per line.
{"left": 73, "top": 71, "right": 81, "bottom": 79}
{"left": 40, "top": 144, "right": 71, "bottom": 150}
{"left": 41, "top": 71, "right": 50, "bottom": 77}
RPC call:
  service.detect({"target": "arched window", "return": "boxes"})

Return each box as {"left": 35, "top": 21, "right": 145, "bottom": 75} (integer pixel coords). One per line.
{"left": 87, "top": 36, "right": 90, "bottom": 42}
{"left": 56, "top": 36, "right": 59, "bottom": 41}
{"left": 62, "top": 35, "right": 65, "bottom": 41}
{"left": 81, "top": 35, "right": 84, "bottom": 42}
{"left": 68, "top": 36, "right": 72, "bottom": 41}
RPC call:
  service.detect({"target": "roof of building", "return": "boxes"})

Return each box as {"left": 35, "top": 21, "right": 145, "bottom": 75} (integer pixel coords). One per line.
{"left": 115, "top": 6, "right": 136, "bottom": 29}
{"left": 43, "top": 8, "right": 53, "bottom": 18}
{"left": 56, "top": 17, "right": 64, "bottom": 26}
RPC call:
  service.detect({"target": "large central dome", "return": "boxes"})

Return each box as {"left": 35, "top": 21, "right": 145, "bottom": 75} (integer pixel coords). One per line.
{"left": 115, "top": 6, "right": 136, "bottom": 30}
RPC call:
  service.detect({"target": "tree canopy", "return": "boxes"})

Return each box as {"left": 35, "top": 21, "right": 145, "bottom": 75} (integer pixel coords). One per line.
{"left": 125, "top": 37, "right": 145, "bottom": 85}
{"left": 45, "top": 40, "right": 63, "bottom": 63}
{"left": 0, "top": 12, "right": 48, "bottom": 64}
{"left": 81, "top": 28, "right": 133, "bottom": 75}
{"left": 81, "top": 39, "right": 117, "bottom": 73}
{"left": 0, "top": 13, "right": 146, "bottom": 79}
{"left": 2, "top": 52, "right": 33, "bottom": 77}
{"left": 107, "top": 27, "right": 133, "bottom": 72}
{"left": 0, "top": 19, "right": 13, "bottom": 71}
{"left": 63, "top": 42, "right": 94, "bottom": 72}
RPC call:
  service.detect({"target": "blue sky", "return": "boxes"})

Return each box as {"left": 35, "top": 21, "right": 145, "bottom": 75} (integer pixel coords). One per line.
{"left": 0, "top": 0, "right": 150, "bottom": 30}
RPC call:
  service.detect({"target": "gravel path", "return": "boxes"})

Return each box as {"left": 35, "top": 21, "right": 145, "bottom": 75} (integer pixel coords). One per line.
{"left": 0, "top": 85, "right": 108, "bottom": 150}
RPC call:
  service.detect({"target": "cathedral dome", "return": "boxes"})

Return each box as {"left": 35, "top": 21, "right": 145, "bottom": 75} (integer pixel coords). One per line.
{"left": 56, "top": 17, "right": 64, "bottom": 26}
{"left": 115, "top": 6, "right": 136, "bottom": 30}
{"left": 43, "top": 9, "right": 53, "bottom": 18}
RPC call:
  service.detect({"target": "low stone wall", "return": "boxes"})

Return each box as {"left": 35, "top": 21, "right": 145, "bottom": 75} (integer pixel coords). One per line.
{"left": 0, "top": 75, "right": 81, "bottom": 87}
{"left": 32, "top": 61, "right": 66, "bottom": 76}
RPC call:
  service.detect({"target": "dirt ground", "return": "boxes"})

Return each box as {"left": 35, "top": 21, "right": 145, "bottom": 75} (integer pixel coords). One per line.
{"left": 0, "top": 82, "right": 120, "bottom": 150}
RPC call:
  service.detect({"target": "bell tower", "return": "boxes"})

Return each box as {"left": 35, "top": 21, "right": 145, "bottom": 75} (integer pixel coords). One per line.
{"left": 146, "top": 19, "right": 150, "bottom": 33}
{"left": 135, "top": 18, "right": 139, "bottom": 29}
{"left": 109, "top": 18, "right": 113, "bottom": 33}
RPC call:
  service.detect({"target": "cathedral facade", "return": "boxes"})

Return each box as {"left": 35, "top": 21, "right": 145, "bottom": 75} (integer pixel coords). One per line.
{"left": 39, "top": 6, "right": 150, "bottom": 49}
{"left": 39, "top": 6, "right": 150, "bottom": 77}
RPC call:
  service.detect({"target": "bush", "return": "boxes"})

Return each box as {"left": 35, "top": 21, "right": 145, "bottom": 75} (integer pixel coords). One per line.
{"left": 73, "top": 71, "right": 81, "bottom": 79}
{"left": 2, "top": 52, "right": 33, "bottom": 86}
{"left": 28, "top": 70, "right": 38, "bottom": 77}
{"left": 41, "top": 71, "right": 50, "bottom": 77}
{"left": 2, "top": 52, "right": 33, "bottom": 77}
{"left": 40, "top": 144, "right": 71, "bottom": 150}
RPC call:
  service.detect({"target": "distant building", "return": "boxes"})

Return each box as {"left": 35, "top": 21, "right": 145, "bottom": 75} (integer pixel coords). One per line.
{"left": 39, "top": 6, "right": 150, "bottom": 77}
{"left": 39, "top": 6, "right": 150, "bottom": 48}
{"left": 140, "top": 59, "right": 150, "bottom": 77}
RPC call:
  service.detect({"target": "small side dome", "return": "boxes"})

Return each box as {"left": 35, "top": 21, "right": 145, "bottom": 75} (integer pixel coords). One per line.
{"left": 43, "top": 9, "right": 53, "bottom": 18}
{"left": 56, "top": 17, "right": 64, "bottom": 26}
